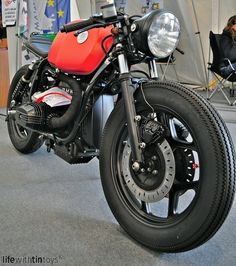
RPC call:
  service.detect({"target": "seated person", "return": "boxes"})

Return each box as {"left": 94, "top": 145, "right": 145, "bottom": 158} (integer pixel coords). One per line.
{"left": 220, "top": 15, "right": 236, "bottom": 76}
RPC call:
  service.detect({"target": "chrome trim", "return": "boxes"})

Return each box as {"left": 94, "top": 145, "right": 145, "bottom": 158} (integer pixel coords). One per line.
{"left": 148, "top": 59, "right": 158, "bottom": 79}
{"left": 21, "top": 76, "right": 30, "bottom": 83}
{"left": 169, "top": 118, "right": 193, "bottom": 144}
{"left": 117, "top": 44, "right": 129, "bottom": 74}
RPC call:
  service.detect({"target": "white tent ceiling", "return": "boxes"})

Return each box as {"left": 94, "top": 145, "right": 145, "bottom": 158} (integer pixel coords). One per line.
{"left": 124, "top": 0, "right": 236, "bottom": 86}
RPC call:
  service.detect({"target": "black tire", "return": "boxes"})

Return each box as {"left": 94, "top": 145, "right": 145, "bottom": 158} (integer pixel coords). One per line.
{"left": 100, "top": 81, "right": 235, "bottom": 252}
{"left": 7, "top": 65, "right": 43, "bottom": 154}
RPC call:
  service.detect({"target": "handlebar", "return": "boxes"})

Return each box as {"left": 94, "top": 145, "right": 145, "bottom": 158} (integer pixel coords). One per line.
{"left": 60, "top": 18, "right": 95, "bottom": 33}
{"left": 60, "top": 14, "right": 125, "bottom": 34}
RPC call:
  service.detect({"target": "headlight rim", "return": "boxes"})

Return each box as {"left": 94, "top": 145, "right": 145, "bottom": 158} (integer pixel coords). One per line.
{"left": 132, "top": 9, "right": 181, "bottom": 59}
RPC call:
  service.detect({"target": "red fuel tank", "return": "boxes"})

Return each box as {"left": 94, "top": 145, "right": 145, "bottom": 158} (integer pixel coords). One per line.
{"left": 48, "top": 23, "right": 113, "bottom": 75}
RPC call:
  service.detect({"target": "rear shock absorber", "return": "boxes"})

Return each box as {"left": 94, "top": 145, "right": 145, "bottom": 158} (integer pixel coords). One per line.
{"left": 11, "top": 63, "right": 36, "bottom": 102}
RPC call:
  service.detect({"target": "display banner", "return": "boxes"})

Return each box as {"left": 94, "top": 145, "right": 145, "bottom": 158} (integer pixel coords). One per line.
{"left": 18, "top": 0, "right": 71, "bottom": 36}
{"left": 18, "top": 0, "right": 27, "bottom": 34}
{"left": 115, "top": 0, "right": 163, "bottom": 14}
{"left": 138, "top": 0, "right": 163, "bottom": 14}
{"left": 44, "top": 0, "right": 71, "bottom": 33}
{"left": 19, "top": 0, "right": 70, "bottom": 64}
{"left": 2, "top": 0, "right": 17, "bottom": 26}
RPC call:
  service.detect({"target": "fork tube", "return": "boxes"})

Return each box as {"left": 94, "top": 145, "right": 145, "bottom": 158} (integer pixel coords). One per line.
{"left": 148, "top": 59, "right": 159, "bottom": 79}
{"left": 117, "top": 44, "right": 142, "bottom": 163}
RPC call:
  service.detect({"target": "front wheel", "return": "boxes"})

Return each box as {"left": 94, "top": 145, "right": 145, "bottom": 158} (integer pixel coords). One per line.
{"left": 100, "top": 81, "right": 235, "bottom": 252}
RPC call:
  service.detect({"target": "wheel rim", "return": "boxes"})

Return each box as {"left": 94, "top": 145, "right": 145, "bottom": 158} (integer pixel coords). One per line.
{"left": 8, "top": 81, "right": 32, "bottom": 141}
{"left": 113, "top": 107, "right": 200, "bottom": 226}
{"left": 12, "top": 120, "right": 29, "bottom": 139}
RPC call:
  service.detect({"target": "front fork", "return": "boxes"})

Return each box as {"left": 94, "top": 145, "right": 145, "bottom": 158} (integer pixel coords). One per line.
{"left": 117, "top": 44, "right": 143, "bottom": 168}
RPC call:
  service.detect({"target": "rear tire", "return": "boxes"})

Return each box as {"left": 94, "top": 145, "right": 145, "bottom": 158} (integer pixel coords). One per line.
{"left": 100, "top": 81, "right": 235, "bottom": 252}
{"left": 7, "top": 65, "right": 43, "bottom": 154}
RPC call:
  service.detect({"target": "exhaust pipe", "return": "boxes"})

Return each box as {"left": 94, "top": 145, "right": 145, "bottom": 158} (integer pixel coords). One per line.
{"left": 48, "top": 73, "right": 82, "bottom": 129}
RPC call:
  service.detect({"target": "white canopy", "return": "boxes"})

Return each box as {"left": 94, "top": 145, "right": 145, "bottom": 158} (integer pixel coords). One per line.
{"left": 124, "top": 0, "right": 236, "bottom": 87}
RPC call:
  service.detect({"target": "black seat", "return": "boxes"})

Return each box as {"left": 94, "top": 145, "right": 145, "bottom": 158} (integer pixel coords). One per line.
{"left": 207, "top": 31, "right": 236, "bottom": 105}
{"left": 23, "top": 33, "right": 54, "bottom": 58}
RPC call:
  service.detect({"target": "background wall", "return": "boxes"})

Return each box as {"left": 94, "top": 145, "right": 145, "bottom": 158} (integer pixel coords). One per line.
{"left": 126, "top": 0, "right": 236, "bottom": 86}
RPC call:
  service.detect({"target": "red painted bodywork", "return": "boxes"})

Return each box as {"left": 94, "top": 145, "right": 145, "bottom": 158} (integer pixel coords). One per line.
{"left": 48, "top": 23, "right": 113, "bottom": 75}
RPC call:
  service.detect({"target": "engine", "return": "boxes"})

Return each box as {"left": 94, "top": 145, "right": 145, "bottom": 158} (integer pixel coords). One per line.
{"left": 14, "top": 102, "right": 68, "bottom": 132}
{"left": 14, "top": 71, "right": 82, "bottom": 132}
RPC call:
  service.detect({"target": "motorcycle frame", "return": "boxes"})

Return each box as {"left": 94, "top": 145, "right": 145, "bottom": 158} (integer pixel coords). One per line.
{"left": 11, "top": 17, "right": 159, "bottom": 165}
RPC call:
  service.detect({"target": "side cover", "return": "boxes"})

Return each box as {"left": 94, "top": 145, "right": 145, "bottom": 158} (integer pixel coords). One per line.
{"left": 48, "top": 23, "right": 113, "bottom": 75}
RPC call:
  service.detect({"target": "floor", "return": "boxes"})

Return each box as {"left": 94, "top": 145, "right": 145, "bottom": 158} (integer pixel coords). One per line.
{"left": 0, "top": 94, "right": 236, "bottom": 266}
{"left": 199, "top": 86, "right": 236, "bottom": 122}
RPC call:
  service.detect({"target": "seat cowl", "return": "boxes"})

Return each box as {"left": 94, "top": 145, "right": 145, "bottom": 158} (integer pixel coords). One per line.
{"left": 23, "top": 35, "right": 53, "bottom": 58}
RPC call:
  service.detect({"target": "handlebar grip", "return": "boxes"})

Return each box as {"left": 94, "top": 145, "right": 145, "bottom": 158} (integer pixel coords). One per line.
{"left": 60, "top": 18, "right": 94, "bottom": 33}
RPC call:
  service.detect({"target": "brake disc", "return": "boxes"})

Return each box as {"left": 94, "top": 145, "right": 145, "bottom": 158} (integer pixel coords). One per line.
{"left": 122, "top": 139, "right": 176, "bottom": 203}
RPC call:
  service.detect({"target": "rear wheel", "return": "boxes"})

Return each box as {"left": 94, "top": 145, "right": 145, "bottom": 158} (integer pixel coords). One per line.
{"left": 7, "top": 65, "right": 43, "bottom": 153}
{"left": 100, "top": 81, "right": 235, "bottom": 252}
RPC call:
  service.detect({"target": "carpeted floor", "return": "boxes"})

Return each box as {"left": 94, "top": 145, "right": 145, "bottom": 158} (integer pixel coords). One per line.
{"left": 0, "top": 105, "right": 236, "bottom": 266}
{"left": 199, "top": 87, "right": 236, "bottom": 123}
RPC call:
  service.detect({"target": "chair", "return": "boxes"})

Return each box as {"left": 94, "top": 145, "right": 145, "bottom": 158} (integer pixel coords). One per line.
{"left": 156, "top": 54, "right": 180, "bottom": 81}
{"left": 207, "top": 31, "right": 236, "bottom": 105}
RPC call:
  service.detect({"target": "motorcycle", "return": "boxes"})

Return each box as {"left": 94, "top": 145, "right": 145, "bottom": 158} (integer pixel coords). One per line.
{"left": 6, "top": 3, "right": 235, "bottom": 252}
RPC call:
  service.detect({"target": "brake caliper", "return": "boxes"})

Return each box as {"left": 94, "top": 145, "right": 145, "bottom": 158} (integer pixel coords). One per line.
{"left": 141, "top": 118, "right": 166, "bottom": 144}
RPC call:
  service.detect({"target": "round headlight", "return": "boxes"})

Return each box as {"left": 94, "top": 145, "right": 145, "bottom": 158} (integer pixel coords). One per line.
{"left": 132, "top": 10, "right": 180, "bottom": 58}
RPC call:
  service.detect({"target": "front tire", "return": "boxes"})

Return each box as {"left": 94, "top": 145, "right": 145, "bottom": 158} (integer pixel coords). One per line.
{"left": 7, "top": 65, "right": 43, "bottom": 154}
{"left": 100, "top": 81, "right": 235, "bottom": 252}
